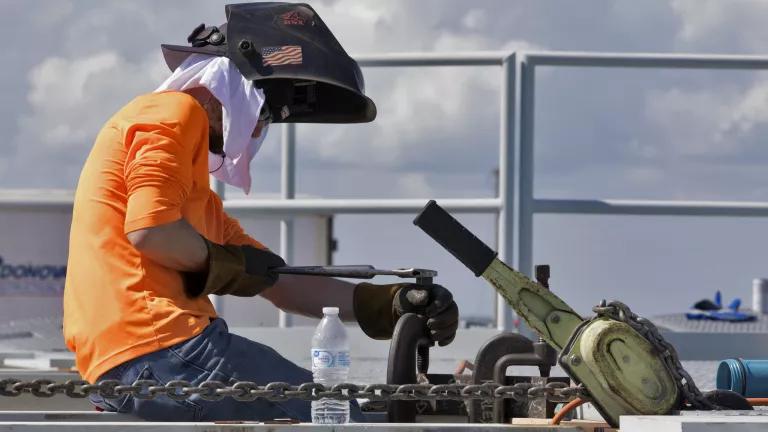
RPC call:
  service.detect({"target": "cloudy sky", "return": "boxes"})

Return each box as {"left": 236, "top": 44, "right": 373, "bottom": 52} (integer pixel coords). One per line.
{"left": 3, "top": 0, "right": 768, "bottom": 321}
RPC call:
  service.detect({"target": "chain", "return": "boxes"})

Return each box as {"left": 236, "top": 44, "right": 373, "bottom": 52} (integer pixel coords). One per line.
{"left": 0, "top": 378, "right": 583, "bottom": 404}
{"left": 593, "top": 300, "right": 718, "bottom": 411}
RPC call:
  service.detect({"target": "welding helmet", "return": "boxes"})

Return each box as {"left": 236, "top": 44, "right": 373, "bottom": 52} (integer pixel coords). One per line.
{"left": 161, "top": 2, "right": 376, "bottom": 124}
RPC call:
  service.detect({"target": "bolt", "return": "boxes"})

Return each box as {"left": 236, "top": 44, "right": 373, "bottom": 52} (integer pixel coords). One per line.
{"left": 570, "top": 355, "right": 581, "bottom": 366}
{"left": 210, "top": 32, "right": 224, "bottom": 45}
{"left": 550, "top": 314, "right": 561, "bottom": 324}
{"left": 238, "top": 40, "right": 252, "bottom": 51}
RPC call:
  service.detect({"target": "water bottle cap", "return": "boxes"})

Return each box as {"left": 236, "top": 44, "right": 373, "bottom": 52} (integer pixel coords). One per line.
{"left": 322, "top": 307, "right": 339, "bottom": 315}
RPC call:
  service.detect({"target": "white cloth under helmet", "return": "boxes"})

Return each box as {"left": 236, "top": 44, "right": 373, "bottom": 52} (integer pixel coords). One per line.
{"left": 155, "top": 54, "right": 268, "bottom": 194}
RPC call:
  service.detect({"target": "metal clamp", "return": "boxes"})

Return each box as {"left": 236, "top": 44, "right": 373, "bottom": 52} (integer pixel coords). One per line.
{"left": 387, "top": 313, "right": 434, "bottom": 422}
{"left": 468, "top": 265, "right": 564, "bottom": 423}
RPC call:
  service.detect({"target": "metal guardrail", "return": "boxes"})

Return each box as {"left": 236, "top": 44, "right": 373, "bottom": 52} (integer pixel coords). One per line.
{"left": 513, "top": 51, "right": 768, "bottom": 303}
{"left": 252, "top": 51, "right": 518, "bottom": 329}
{"left": 261, "top": 50, "right": 768, "bottom": 330}
{"left": 6, "top": 50, "right": 768, "bottom": 330}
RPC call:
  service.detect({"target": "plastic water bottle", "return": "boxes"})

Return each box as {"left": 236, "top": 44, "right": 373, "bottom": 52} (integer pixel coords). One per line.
{"left": 311, "top": 307, "right": 351, "bottom": 424}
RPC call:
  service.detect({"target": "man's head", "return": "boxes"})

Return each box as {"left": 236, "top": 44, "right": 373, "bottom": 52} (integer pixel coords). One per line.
{"left": 161, "top": 2, "right": 376, "bottom": 124}
{"left": 158, "top": 2, "right": 376, "bottom": 194}
{"left": 183, "top": 87, "right": 271, "bottom": 156}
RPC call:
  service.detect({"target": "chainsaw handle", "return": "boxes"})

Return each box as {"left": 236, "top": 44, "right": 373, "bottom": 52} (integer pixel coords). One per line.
{"left": 413, "top": 200, "right": 497, "bottom": 277}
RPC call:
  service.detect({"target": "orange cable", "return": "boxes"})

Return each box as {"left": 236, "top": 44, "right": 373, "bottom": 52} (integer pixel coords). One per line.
{"left": 551, "top": 397, "right": 586, "bottom": 425}
{"left": 550, "top": 396, "right": 766, "bottom": 426}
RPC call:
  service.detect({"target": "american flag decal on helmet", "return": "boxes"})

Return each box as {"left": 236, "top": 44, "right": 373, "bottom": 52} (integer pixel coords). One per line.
{"left": 261, "top": 46, "right": 303, "bottom": 66}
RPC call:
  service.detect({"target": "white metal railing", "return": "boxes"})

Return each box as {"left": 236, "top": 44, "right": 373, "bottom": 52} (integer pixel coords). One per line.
{"left": 6, "top": 51, "right": 768, "bottom": 331}
{"left": 254, "top": 51, "right": 517, "bottom": 329}
{"left": 223, "top": 50, "right": 768, "bottom": 330}
{"left": 513, "top": 51, "right": 768, "bottom": 300}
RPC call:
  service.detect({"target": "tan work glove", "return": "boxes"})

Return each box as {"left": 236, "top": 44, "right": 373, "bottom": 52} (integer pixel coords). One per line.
{"left": 353, "top": 283, "right": 459, "bottom": 346}
{"left": 183, "top": 238, "right": 286, "bottom": 298}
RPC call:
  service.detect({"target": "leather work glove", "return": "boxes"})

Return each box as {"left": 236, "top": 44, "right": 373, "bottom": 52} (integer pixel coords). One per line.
{"left": 184, "top": 238, "right": 286, "bottom": 298}
{"left": 353, "top": 282, "right": 459, "bottom": 346}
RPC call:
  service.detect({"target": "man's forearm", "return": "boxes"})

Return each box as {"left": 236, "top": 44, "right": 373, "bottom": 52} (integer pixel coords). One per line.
{"left": 126, "top": 218, "right": 208, "bottom": 272}
{"left": 260, "top": 274, "right": 357, "bottom": 321}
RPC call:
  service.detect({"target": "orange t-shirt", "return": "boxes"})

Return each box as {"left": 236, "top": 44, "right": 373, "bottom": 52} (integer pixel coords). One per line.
{"left": 64, "top": 91, "right": 264, "bottom": 382}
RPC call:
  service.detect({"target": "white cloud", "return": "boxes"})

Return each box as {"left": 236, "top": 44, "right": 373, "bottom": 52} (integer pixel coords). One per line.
{"left": 288, "top": 2, "right": 543, "bottom": 176}
{"left": 461, "top": 9, "right": 488, "bottom": 31}
{"left": 671, "top": 0, "right": 768, "bottom": 52}
{"left": 644, "top": 78, "right": 768, "bottom": 158}
{"left": 3, "top": 0, "right": 544, "bottom": 189}
{"left": 30, "top": 0, "right": 73, "bottom": 27}
{"left": 25, "top": 52, "right": 120, "bottom": 148}
{"left": 724, "top": 79, "right": 768, "bottom": 137}
{"left": 17, "top": 51, "right": 167, "bottom": 150}
{"left": 645, "top": 87, "right": 736, "bottom": 157}
{"left": 396, "top": 172, "right": 434, "bottom": 198}
{"left": 671, "top": 0, "right": 727, "bottom": 43}
{"left": 301, "top": 65, "right": 500, "bottom": 173}
{"left": 625, "top": 166, "right": 665, "bottom": 186}
{"left": 4, "top": 51, "right": 168, "bottom": 186}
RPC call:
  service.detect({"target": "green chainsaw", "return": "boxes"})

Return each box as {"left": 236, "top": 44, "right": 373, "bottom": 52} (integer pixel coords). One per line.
{"left": 413, "top": 200, "right": 735, "bottom": 427}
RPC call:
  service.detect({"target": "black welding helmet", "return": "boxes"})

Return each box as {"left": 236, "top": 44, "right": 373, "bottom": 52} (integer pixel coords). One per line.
{"left": 161, "top": 2, "right": 376, "bottom": 123}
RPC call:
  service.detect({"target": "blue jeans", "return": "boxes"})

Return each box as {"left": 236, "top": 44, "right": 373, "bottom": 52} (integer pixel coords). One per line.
{"left": 89, "top": 318, "right": 363, "bottom": 422}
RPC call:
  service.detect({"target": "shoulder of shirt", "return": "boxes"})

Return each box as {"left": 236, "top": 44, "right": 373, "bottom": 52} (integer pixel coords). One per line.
{"left": 143, "top": 91, "right": 206, "bottom": 118}
{"left": 115, "top": 91, "right": 208, "bottom": 133}
{"left": 104, "top": 91, "right": 208, "bottom": 148}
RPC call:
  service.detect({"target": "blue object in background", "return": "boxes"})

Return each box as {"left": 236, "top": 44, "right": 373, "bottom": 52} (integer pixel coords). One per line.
{"left": 686, "top": 292, "right": 755, "bottom": 322}
{"left": 717, "top": 359, "right": 768, "bottom": 396}
{"left": 708, "top": 309, "right": 756, "bottom": 322}
{"left": 728, "top": 298, "right": 741, "bottom": 311}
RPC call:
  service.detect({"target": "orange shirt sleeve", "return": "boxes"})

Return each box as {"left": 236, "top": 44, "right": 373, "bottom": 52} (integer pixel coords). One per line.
{"left": 223, "top": 211, "right": 268, "bottom": 250}
{"left": 123, "top": 102, "right": 205, "bottom": 234}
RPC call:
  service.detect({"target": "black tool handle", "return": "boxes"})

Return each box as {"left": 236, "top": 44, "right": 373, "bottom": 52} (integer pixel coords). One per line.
{"left": 413, "top": 200, "right": 497, "bottom": 277}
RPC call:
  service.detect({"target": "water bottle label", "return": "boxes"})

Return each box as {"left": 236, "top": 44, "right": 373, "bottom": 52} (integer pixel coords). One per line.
{"left": 311, "top": 349, "right": 350, "bottom": 368}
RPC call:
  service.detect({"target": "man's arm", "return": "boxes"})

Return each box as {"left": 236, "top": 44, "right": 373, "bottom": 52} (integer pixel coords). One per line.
{"left": 260, "top": 274, "right": 356, "bottom": 321}
{"left": 122, "top": 95, "right": 209, "bottom": 270}
{"left": 126, "top": 218, "right": 208, "bottom": 272}
{"left": 262, "top": 275, "right": 459, "bottom": 346}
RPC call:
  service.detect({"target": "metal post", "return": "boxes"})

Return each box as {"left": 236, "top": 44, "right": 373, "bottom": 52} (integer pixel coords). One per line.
{"left": 496, "top": 54, "right": 516, "bottom": 331}
{"left": 510, "top": 55, "right": 537, "bottom": 340}
{"left": 278, "top": 123, "right": 296, "bottom": 328}
{"left": 209, "top": 177, "right": 226, "bottom": 314}
{"left": 213, "top": 178, "right": 226, "bottom": 199}
{"left": 515, "top": 55, "right": 535, "bottom": 280}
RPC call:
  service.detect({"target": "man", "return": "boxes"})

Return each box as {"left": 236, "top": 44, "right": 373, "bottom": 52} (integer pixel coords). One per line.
{"left": 63, "top": 2, "right": 459, "bottom": 422}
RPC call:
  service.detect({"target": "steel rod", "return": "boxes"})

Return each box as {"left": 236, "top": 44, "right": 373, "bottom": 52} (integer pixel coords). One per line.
{"left": 222, "top": 198, "right": 502, "bottom": 215}
{"left": 209, "top": 177, "right": 226, "bottom": 314}
{"left": 525, "top": 51, "right": 768, "bottom": 70}
{"left": 355, "top": 51, "right": 508, "bottom": 67}
{"left": 496, "top": 54, "right": 516, "bottom": 331}
{"left": 534, "top": 198, "right": 768, "bottom": 217}
{"left": 278, "top": 123, "right": 297, "bottom": 329}
{"left": 12, "top": 197, "right": 768, "bottom": 218}
{"left": 516, "top": 57, "right": 535, "bottom": 279}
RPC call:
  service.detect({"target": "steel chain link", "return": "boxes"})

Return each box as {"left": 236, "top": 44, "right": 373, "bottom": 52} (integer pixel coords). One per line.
{"left": 10, "top": 303, "right": 693, "bottom": 408}
{"left": 593, "top": 300, "right": 718, "bottom": 411}
{"left": 0, "top": 378, "right": 582, "bottom": 404}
